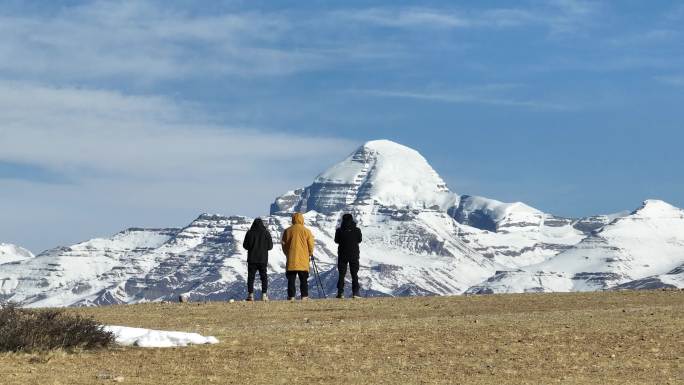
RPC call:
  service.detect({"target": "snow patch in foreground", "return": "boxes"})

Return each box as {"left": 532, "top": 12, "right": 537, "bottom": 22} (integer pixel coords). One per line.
{"left": 104, "top": 325, "right": 219, "bottom": 348}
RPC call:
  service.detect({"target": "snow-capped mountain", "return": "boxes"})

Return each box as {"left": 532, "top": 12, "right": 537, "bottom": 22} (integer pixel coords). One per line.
{"left": 0, "top": 244, "right": 34, "bottom": 265}
{"left": 271, "top": 140, "right": 458, "bottom": 214}
{"left": 467, "top": 200, "right": 684, "bottom": 294}
{"left": 1, "top": 140, "right": 682, "bottom": 307}
{"left": 451, "top": 195, "right": 589, "bottom": 267}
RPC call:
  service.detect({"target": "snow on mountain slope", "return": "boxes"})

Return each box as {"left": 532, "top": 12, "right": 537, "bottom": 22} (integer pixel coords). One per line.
{"left": 0, "top": 243, "right": 34, "bottom": 265}
{"left": 467, "top": 200, "right": 684, "bottom": 294}
{"left": 613, "top": 263, "right": 684, "bottom": 290}
{"left": 450, "top": 195, "right": 544, "bottom": 232}
{"left": 465, "top": 270, "right": 573, "bottom": 294}
{"left": 1, "top": 209, "right": 499, "bottom": 306}
{"left": 347, "top": 209, "right": 499, "bottom": 295}
{"left": 0, "top": 228, "right": 179, "bottom": 307}
{"left": 74, "top": 215, "right": 254, "bottom": 306}
{"left": 451, "top": 195, "right": 586, "bottom": 267}
{"left": 538, "top": 200, "right": 684, "bottom": 278}
{"left": 572, "top": 211, "right": 630, "bottom": 233}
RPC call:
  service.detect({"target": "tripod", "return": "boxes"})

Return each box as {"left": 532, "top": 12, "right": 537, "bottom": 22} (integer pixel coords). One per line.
{"left": 310, "top": 255, "right": 327, "bottom": 299}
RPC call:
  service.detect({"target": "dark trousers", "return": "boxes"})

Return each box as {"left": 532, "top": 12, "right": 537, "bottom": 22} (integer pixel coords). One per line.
{"left": 286, "top": 271, "right": 309, "bottom": 298}
{"left": 337, "top": 257, "right": 360, "bottom": 294}
{"left": 247, "top": 263, "right": 268, "bottom": 293}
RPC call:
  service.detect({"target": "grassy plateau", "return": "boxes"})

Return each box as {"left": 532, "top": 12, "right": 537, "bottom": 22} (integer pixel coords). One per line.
{"left": 0, "top": 290, "right": 682, "bottom": 384}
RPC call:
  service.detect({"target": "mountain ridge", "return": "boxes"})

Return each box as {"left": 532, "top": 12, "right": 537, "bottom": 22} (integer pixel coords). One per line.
{"left": 2, "top": 139, "right": 683, "bottom": 307}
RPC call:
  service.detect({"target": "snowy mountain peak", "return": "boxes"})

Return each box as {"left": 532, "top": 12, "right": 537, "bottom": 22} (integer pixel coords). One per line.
{"left": 271, "top": 139, "right": 457, "bottom": 214}
{"left": 454, "top": 195, "right": 541, "bottom": 222}
{"left": 360, "top": 139, "right": 420, "bottom": 153}
{"left": 631, "top": 199, "right": 682, "bottom": 218}
{"left": 0, "top": 243, "right": 34, "bottom": 265}
{"left": 448, "top": 194, "right": 549, "bottom": 234}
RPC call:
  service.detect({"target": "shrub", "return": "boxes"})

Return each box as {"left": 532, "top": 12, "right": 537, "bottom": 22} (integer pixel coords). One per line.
{"left": 0, "top": 302, "right": 115, "bottom": 352}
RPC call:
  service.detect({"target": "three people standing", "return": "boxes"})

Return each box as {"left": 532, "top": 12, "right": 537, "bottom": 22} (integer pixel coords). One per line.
{"left": 241, "top": 212, "right": 362, "bottom": 300}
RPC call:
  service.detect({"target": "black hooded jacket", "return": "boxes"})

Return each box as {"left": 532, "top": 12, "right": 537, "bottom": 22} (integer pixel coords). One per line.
{"left": 334, "top": 215, "right": 362, "bottom": 259}
{"left": 243, "top": 218, "right": 273, "bottom": 264}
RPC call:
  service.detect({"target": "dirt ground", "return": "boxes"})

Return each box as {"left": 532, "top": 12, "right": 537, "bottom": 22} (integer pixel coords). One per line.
{"left": 0, "top": 290, "right": 682, "bottom": 385}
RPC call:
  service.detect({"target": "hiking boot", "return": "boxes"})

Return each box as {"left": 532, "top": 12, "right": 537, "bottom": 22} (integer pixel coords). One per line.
{"left": 246, "top": 293, "right": 254, "bottom": 302}
{"left": 288, "top": 297, "right": 295, "bottom": 301}
{"left": 262, "top": 293, "right": 269, "bottom": 301}
{"left": 352, "top": 292, "right": 362, "bottom": 299}
{"left": 301, "top": 296, "right": 310, "bottom": 301}
{"left": 336, "top": 291, "right": 344, "bottom": 299}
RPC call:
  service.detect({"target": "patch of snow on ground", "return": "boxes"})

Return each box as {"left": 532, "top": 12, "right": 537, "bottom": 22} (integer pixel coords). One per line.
{"left": 104, "top": 325, "right": 219, "bottom": 348}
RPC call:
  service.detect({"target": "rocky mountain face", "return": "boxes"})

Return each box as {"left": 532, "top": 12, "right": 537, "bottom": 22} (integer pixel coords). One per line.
{"left": 1, "top": 140, "right": 683, "bottom": 307}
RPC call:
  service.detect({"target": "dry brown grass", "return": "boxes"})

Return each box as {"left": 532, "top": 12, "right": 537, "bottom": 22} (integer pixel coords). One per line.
{"left": 0, "top": 303, "right": 115, "bottom": 352}
{"left": 0, "top": 290, "right": 682, "bottom": 384}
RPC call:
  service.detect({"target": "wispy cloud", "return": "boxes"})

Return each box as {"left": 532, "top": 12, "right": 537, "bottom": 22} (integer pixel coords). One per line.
{"left": 0, "top": 161, "right": 68, "bottom": 184}
{"left": 0, "top": 82, "right": 353, "bottom": 181}
{"left": 605, "top": 29, "right": 679, "bottom": 46}
{"left": 0, "top": 1, "right": 608, "bottom": 85}
{"left": 532, "top": 54, "right": 680, "bottom": 73}
{"left": 332, "top": 8, "right": 471, "bottom": 29}
{"left": 0, "top": 1, "right": 326, "bottom": 80}
{"left": 655, "top": 75, "right": 684, "bottom": 87}
{"left": 0, "top": 82, "right": 355, "bottom": 250}
{"left": 354, "top": 86, "right": 574, "bottom": 111}
{"left": 332, "top": 1, "right": 601, "bottom": 35}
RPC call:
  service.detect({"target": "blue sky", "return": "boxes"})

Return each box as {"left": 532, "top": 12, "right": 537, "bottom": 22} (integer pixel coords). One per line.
{"left": 1, "top": 0, "right": 683, "bottom": 252}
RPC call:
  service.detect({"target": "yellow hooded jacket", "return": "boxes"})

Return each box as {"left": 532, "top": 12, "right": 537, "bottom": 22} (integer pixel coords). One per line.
{"left": 281, "top": 212, "right": 315, "bottom": 272}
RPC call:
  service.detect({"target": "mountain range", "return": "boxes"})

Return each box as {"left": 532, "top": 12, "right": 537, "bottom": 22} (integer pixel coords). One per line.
{"left": 1, "top": 140, "right": 682, "bottom": 307}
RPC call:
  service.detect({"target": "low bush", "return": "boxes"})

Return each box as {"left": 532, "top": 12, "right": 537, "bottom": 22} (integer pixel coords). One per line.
{"left": 0, "top": 302, "right": 115, "bottom": 352}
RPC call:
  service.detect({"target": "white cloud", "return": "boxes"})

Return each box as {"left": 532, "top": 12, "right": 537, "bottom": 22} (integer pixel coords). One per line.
{"left": 354, "top": 86, "right": 573, "bottom": 111}
{"left": 332, "top": 2, "right": 601, "bottom": 35}
{"left": 0, "top": 82, "right": 350, "bottom": 176}
{"left": 544, "top": 0, "right": 603, "bottom": 35}
{"left": 0, "top": 82, "right": 356, "bottom": 251}
{"left": 333, "top": 8, "right": 471, "bottom": 29}
{"left": 0, "top": 1, "right": 608, "bottom": 85}
{"left": 0, "top": 1, "right": 325, "bottom": 80}
{"left": 549, "top": 0, "right": 597, "bottom": 16}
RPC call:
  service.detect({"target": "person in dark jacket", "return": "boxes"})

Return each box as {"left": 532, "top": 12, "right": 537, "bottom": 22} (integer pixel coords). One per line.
{"left": 334, "top": 213, "right": 362, "bottom": 298}
{"left": 242, "top": 218, "right": 273, "bottom": 301}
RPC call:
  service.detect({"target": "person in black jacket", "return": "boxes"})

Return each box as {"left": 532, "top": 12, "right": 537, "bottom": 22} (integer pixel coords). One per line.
{"left": 334, "top": 213, "right": 363, "bottom": 298}
{"left": 242, "top": 218, "right": 273, "bottom": 301}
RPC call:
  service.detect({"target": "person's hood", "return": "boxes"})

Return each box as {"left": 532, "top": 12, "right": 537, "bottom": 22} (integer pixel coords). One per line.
{"left": 292, "top": 212, "right": 305, "bottom": 225}
{"left": 341, "top": 214, "right": 356, "bottom": 229}
{"left": 250, "top": 218, "right": 265, "bottom": 231}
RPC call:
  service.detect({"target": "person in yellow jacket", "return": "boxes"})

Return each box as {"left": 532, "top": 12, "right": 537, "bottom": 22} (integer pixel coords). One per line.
{"left": 281, "top": 212, "right": 315, "bottom": 300}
